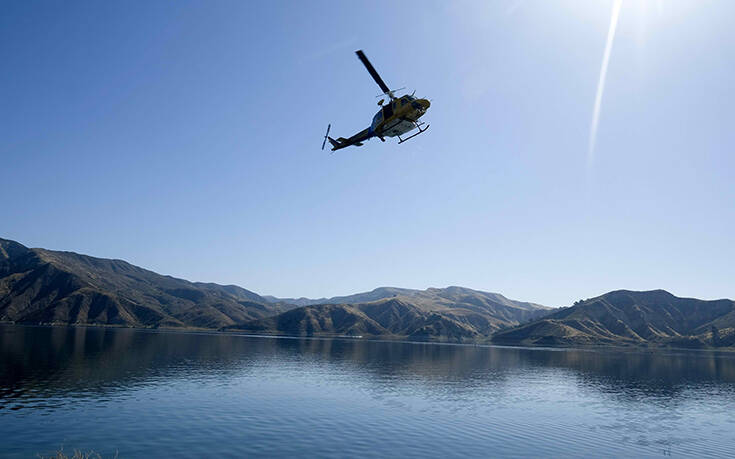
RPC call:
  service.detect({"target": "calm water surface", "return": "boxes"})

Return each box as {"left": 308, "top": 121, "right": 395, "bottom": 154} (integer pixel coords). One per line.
{"left": 2, "top": 325, "right": 735, "bottom": 457}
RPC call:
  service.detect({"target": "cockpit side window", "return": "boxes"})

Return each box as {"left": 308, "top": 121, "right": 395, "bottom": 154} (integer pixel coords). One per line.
{"left": 372, "top": 111, "right": 383, "bottom": 129}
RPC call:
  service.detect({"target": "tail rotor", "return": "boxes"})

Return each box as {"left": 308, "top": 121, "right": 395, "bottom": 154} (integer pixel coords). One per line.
{"left": 321, "top": 124, "right": 331, "bottom": 151}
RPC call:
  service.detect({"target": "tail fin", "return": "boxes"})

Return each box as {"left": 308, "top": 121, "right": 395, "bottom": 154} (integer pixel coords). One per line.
{"left": 328, "top": 137, "right": 346, "bottom": 149}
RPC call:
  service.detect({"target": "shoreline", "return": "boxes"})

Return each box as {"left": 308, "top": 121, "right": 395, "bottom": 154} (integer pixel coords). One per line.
{"left": 3, "top": 321, "right": 734, "bottom": 356}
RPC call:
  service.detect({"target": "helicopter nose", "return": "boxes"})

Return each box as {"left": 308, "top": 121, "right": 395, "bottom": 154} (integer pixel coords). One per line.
{"left": 418, "top": 99, "right": 430, "bottom": 110}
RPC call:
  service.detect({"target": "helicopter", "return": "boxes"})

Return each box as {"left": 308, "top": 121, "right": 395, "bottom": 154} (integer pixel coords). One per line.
{"left": 322, "top": 50, "right": 431, "bottom": 152}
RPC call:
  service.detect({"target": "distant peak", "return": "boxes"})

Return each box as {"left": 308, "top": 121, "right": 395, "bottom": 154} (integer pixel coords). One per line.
{"left": 602, "top": 289, "right": 675, "bottom": 298}
{"left": 0, "top": 237, "right": 27, "bottom": 248}
{"left": 0, "top": 238, "right": 31, "bottom": 259}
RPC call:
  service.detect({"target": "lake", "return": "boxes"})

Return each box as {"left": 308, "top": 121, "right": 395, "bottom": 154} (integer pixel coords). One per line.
{"left": 1, "top": 325, "right": 735, "bottom": 458}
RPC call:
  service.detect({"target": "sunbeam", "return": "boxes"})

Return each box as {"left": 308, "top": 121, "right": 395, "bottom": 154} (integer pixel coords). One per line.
{"left": 587, "top": 0, "right": 623, "bottom": 171}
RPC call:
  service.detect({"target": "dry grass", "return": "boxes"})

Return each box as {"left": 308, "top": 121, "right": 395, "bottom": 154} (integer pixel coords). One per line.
{"left": 38, "top": 449, "right": 118, "bottom": 459}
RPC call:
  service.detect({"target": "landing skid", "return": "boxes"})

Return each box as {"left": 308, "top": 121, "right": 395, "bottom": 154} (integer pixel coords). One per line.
{"left": 397, "top": 121, "right": 429, "bottom": 144}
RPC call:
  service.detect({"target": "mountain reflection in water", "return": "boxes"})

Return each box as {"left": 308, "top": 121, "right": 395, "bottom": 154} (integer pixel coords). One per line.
{"left": 2, "top": 325, "right": 735, "bottom": 458}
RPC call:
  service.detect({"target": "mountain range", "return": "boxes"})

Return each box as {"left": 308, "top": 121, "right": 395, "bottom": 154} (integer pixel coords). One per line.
{"left": 0, "top": 238, "right": 548, "bottom": 336}
{"left": 2, "top": 237, "right": 733, "bottom": 348}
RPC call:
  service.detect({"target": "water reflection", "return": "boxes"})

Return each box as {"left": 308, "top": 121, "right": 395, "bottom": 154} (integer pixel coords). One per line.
{"left": 3, "top": 325, "right": 735, "bottom": 405}
{"left": 2, "top": 325, "right": 735, "bottom": 458}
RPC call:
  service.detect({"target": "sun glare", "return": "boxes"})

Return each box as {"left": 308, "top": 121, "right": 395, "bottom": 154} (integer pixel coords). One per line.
{"left": 587, "top": 0, "right": 623, "bottom": 172}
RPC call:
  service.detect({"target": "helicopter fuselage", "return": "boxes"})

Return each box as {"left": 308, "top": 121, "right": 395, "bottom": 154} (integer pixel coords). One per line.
{"left": 370, "top": 95, "right": 431, "bottom": 139}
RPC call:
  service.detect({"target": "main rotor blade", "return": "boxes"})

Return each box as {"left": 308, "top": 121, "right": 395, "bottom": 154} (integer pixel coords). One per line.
{"left": 355, "top": 50, "right": 391, "bottom": 95}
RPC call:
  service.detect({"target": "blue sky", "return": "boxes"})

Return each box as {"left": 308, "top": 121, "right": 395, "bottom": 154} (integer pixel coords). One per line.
{"left": 2, "top": 1, "right": 733, "bottom": 307}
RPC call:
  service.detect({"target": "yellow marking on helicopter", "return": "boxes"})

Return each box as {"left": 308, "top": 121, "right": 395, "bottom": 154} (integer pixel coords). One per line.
{"left": 321, "top": 50, "right": 431, "bottom": 152}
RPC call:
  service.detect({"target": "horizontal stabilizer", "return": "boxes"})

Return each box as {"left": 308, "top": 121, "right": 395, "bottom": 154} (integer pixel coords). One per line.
{"left": 328, "top": 127, "right": 372, "bottom": 151}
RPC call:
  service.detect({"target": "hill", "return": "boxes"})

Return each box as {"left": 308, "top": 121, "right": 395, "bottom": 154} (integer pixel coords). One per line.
{"left": 228, "top": 298, "right": 487, "bottom": 342}
{"left": 230, "top": 287, "right": 552, "bottom": 341}
{"left": 491, "top": 290, "right": 735, "bottom": 348}
{"left": 264, "top": 286, "right": 550, "bottom": 334}
{"left": 0, "top": 238, "right": 289, "bottom": 329}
